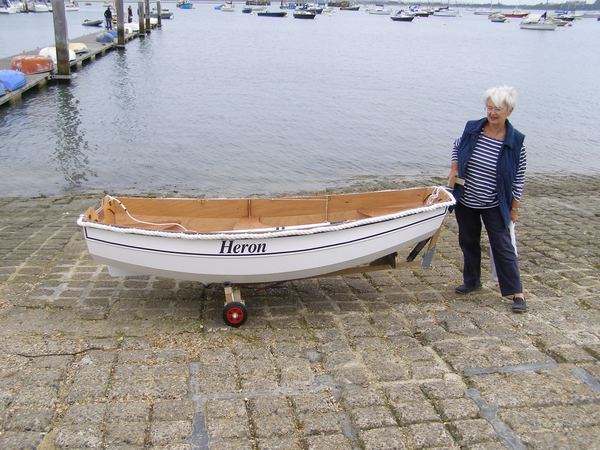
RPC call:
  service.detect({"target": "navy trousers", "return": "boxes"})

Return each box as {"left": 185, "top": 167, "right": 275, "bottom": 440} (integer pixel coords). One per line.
{"left": 455, "top": 203, "right": 522, "bottom": 297}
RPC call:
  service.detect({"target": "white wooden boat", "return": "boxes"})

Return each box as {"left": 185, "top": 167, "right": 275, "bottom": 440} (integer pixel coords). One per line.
{"left": 78, "top": 186, "right": 455, "bottom": 326}
{"left": 39, "top": 47, "right": 77, "bottom": 64}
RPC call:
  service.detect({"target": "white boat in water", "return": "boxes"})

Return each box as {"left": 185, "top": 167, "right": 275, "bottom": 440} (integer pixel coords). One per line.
{"left": 0, "top": 0, "right": 21, "bottom": 13}
{"left": 30, "top": 0, "right": 49, "bottom": 12}
{"left": 520, "top": 13, "right": 556, "bottom": 30}
{"left": 79, "top": 187, "right": 455, "bottom": 325}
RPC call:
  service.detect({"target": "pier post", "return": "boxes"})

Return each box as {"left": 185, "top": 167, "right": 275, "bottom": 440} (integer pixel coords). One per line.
{"left": 51, "top": 0, "right": 71, "bottom": 79}
{"left": 138, "top": 2, "right": 145, "bottom": 35}
{"left": 145, "top": 0, "right": 151, "bottom": 33}
{"left": 157, "top": 1, "right": 162, "bottom": 28}
{"left": 115, "top": 0, "right": 125, "bottom": 47}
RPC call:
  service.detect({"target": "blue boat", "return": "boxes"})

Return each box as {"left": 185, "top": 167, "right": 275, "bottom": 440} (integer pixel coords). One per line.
{"left": 177, "top": 1, "right": 193, "bottom": 8}
{"left": 0, "top": 81, "right": 5, "bottom": 97}
{"left": 0, "top": 70, "right": 26, "bottom": 92}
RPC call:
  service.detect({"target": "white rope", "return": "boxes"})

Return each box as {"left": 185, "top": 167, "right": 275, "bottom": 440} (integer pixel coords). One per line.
{"left": 106, "top": 195, "right": 190, "bottom": 232}
{"left": 425, "top": 186, "right": 443, "bottom": 206}
{"left": 78, "top": 187, "right": 455, "bottom": 241}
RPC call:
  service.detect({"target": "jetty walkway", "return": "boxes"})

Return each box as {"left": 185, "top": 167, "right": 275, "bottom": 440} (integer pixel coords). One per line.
{"left": 0, "top": 174, "right": 599, "bottom": 448}
{"left": 0, "top": 26, "right": 153, "bottom": 108}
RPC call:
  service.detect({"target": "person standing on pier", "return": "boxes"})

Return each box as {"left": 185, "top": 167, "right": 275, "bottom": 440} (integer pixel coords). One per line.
{"left": 128, "top": 5, "right": 133, "bottom": 23}
{"left": 104, "top": 6, "right": 113, "bottom": 30}
{"left": 448, "top": 86, "right": 528, "bottom": 313}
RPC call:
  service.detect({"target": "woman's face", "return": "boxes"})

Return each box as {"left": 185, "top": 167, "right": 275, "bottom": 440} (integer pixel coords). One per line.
{"left": 485, "top": 99, "right": 512, "bottom": 126}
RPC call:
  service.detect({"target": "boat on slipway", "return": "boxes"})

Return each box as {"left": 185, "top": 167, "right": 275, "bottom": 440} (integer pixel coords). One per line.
{"left": 78, "top": 186, "right": 455, "bottom": 326}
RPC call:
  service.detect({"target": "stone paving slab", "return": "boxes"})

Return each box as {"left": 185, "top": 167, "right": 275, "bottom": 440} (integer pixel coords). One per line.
{"left": 0, "top": 175, "right": 599, "bottom": 449}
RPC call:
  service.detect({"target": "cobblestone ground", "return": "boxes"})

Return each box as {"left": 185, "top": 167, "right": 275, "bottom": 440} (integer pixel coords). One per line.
{"left": 0, "top": 175, "right": 599, "bottom": 449}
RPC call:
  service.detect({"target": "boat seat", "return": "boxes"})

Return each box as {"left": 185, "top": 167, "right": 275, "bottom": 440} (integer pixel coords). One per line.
{"left": 118, "top": 219, "right": 183, "bottom": 231}
{"left": 233, "top": 217, "right": 270, "bottom": 230}
{"left": 357, "top": 206, "right": 408, "bottom": 217}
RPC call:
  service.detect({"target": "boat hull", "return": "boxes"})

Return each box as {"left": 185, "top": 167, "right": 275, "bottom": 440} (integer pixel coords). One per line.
{"left": 80, "top": 201, "right": 451, "bottom": 284}
{"left": 10, "top": 55, "right": 54, "bottom": 74}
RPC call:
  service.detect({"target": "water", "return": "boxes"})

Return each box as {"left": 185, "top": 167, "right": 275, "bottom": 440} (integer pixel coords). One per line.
{"left": 1, "top": 4, "right": 600, "bottom": 197}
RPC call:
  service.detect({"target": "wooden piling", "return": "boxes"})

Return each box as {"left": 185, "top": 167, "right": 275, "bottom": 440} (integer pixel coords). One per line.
{"left": 138, "top": 2, "right": 145, "bottom": 35}
{"left": 157, "top": 1, "right": 162, "bottom": 28}
{"left": 51, "top": 0, "right": 71, "bottom": 79}
{"left": 116, "top": 0, "right": 125, "bottom": 47}
{"left": 145, "top": 0, "right": 151, "bottom": 33}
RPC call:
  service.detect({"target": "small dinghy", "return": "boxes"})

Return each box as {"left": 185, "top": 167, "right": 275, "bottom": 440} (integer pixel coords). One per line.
{"left": 69, "top": 42, "right": 89, "bottom": 54}
{"left": 79, "top": 187, "right": 455, "bottom": 326}
{"left": 10, "top": 55, "right": 54, "bottom": 74}
{"left": 0, "top": 69, "right": 26, "bottom": 91}
{"left": 39, "top": 47, "right": 77, "bottom": 64}
{"left": 82, "top": 19, "right": 103, "bottom": 26}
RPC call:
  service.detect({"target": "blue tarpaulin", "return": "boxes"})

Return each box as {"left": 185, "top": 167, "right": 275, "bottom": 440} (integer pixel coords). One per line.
{"left": 0, "top": 70, "right": 26, "bottom": 92}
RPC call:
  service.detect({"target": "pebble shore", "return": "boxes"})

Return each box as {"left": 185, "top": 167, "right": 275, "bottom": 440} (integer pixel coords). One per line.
{"left": 0, "top": 174, "right": 599, "bottom": 449}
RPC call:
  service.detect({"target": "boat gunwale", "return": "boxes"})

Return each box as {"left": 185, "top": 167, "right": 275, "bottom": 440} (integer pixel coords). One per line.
{"left": 77, "top": 187, "right": 455, "bottom": 241}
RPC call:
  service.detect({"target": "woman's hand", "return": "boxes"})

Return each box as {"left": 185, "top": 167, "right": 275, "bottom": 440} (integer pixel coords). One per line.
{"left": 510, "top": 208, "right": 519, "bottom": 223}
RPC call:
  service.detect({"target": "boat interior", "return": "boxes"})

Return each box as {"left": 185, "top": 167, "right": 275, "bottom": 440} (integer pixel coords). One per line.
{"left": 83, "top": 187, "right": 452, "bottom": 233}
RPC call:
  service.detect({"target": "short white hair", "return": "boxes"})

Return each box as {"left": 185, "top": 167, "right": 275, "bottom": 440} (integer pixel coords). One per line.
{"left": 484, "top": 86, "right": 518, "bottom": 111}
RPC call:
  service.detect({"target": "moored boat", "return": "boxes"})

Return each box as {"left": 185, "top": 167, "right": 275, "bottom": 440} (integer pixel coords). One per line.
{"left": 340, "top": 5, "right": 360, "bottom": 11}
{"left": 78, "top": 187, "right": 454, "bottom": 326}
{"left": 0, "top": 0, "right": 20, "bottom": 13}
{"left": 82, "top": 18, "right": 103, "bottom": 26}
{"left": 293, "top": 9, "right": 316, "bottom": 18}
{"left": 176, "top": 0, "right": 193, "bottom": 8}
{"left": 504, "top": 9, "right": 529, "bottom": 18}
{"left": 257, "top": 10, "right": 287, "bottom": 16}
{"left": 151, "top": 8, "right": 173, "bottom": 18}
{"left": 391, "top": 10, "right": 415, "bottom": 21}
{"left": 10, "top": 55, "right": 54, "bottom": 74}
{"left": 489, "top": 13, "right": 506, "bottom": 22}
{"left": 520, "top": 13, "right": 556, "bottom": 30}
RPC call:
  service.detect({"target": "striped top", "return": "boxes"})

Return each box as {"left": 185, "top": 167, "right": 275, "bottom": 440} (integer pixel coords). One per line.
{"left": 452, "top": 132, "right": 526, "bottom": 209}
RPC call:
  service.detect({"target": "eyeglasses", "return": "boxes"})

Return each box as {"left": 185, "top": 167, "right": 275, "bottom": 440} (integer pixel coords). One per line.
{"left": 485, "top": 104, "right": 505, "bottom": 113}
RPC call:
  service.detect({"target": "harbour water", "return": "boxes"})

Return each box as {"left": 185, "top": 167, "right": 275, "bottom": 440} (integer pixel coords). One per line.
{"left": 1, "top": 4, "right": 599, "bottom": 198}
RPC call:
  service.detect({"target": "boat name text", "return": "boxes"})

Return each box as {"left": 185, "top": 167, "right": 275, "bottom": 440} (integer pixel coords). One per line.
{"left": 219, "top": 240, "right": 267, "bottom": 254}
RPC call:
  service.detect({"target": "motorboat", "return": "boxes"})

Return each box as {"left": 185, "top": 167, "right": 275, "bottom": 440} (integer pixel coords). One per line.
{"left": 39, "top": 47, "right": 77, "bottom": 64}
{"left": 257, "top": 10, "right": 287, "bottom": 16}
{"left": 78, "top": 187, "right": 455, "bottom": 326}
{"left": 65, "top": 1, "right": 79, "bottom": 11}
{"left": 489, "top": 13, "right": 506, "bottom": 22}
{"left": 520, "top": 13, "right": 556, "bottom": 30}
{"left": 368, "top": 6, "right": 391, "bottom": 15}
{"left": 176, "top": 0, "right": 193, "bottom": 8}
{"left": 340, "top": 5, "right": 360, "bottom": 11}
{"left": 151, "top": 8, "right": 173, "bottom": 18}
{"left": 0, "top": 70, "right": 27, "bottom": 91}
{"left": 220, "top": 3, "right": 235, "bottom": 11}
{"left": 10, "top": 55, "right": 54, "bottom": 74}
{"left": 391, "top": 11, "right": 415, "bottom": 21}
{"left": 433, "top": 8, "right": 458, "bottom": 17}
{"left": 504, "top": 9, "right": 529, "bottom": 18}
{"left": 82, "top": 19, "right": 103, "bottom": 26}
{"left": 0, "top": 0, "right": 20, "bottom": 13}
{"left": 30, "top": 0, "right": 50, "bottom": 12}
{"left": 306, "top": 6, "right": 322, "bottom": 14}
{"left": 242, "top": 6, "right": 266, "bottom": 13}
{"left": 293, "top": 9, "right": 316, "bottom": 18}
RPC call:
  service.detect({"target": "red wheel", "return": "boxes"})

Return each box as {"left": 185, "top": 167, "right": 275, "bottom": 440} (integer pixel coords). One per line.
{"left": 223, "top": 302, "right": 248, "bottom": 327}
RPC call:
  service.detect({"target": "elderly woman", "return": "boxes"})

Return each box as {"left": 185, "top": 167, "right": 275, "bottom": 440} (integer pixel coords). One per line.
{"left": 448, "top": 86, "right": 527, "bottom": 313}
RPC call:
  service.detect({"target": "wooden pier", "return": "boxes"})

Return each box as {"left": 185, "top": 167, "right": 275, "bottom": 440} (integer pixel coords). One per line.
{"left": 0, "top": 26, "right": 153, "bottom": 108}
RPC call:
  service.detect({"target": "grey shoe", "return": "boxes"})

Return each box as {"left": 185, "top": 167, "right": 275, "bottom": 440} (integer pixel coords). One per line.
{"left": 512, "top": 297, "right": 528, "bottom": 313}
{"left": 455, "top": 283, "right": 482, "bottom": 294}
